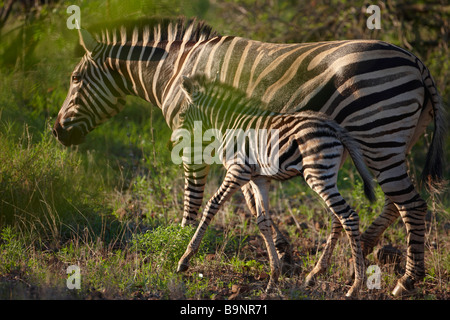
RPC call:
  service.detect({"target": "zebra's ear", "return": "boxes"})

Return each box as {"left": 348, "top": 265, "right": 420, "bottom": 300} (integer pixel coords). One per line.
{"left": 78, "top": 28, "right": 98, "bottom": 56}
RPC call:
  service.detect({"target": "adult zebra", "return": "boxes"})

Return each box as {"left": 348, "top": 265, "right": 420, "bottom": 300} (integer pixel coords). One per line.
{"left": 53, "top": 17, "right": 446, "bottom": 296}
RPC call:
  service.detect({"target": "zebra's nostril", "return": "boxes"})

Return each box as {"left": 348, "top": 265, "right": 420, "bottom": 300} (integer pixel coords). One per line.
{"left": 52, "top": 129, "right": 58, "bottom": 137}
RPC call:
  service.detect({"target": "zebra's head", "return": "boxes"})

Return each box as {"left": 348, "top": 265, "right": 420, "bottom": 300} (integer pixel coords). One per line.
{"left": 53, "top": 29, "right": 127, "bottom": 146}
{"left": 177, "top": 75, "right": 204, "bottom": 128}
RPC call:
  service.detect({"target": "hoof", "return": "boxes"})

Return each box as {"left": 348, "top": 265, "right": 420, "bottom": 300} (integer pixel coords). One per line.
{"left": 177, "top": 263, "right": 189, "bottom": 273}
{"left": 392, "top": 278, "right": 416, "bottom": 297}
{"left": 345, "top": 283, "right": 361, "bottom": 299}
{"left": 344, "top": 293, "right": 357, "bottom": 300}
{"left": 304, "top": 274, "right": 316, "bottom": 287}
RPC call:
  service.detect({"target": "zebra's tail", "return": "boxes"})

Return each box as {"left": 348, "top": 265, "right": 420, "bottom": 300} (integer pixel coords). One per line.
{"left": 419, "top": 67, "right": 447, "bottom": 194}
{"left": 327, "top": 119, "right": 376, "bottom": 203}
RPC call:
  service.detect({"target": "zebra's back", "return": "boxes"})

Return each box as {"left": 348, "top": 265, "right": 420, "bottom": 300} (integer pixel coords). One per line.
{"left": 175, "top": 38, "right": 420, "bottom": 112}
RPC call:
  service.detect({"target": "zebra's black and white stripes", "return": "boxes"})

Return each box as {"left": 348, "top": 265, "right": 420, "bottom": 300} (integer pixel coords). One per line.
{"left": 53, "top": 17, "right": 446, "bottom": 296}
{"left": 175, "top": 75, "right": 376, "bottom": 295}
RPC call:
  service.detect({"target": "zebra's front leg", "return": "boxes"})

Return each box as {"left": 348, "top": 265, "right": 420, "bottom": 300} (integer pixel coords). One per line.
{"left": 242, "top": 183, "right": 293, "bottom": 266}
{"left": 177, "top": 165, "right": 251, "bottom": 272}
{"left": 249, "top": 178, "right": 281, "bottom": 292}
{"left": 181, "top": 163, "right": 210, "bottom": 227}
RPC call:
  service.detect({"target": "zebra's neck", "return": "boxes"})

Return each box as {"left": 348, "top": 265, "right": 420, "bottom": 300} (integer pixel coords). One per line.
{"left": 100, "top": 40, "right": 191, "bottom": 108}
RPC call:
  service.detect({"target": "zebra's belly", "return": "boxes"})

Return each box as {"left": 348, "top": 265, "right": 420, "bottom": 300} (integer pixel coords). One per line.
{"left": 252, "top": 164, "right": 302, "bottom": 182}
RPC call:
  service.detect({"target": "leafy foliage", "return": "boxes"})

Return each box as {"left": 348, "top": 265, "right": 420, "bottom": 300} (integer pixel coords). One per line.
{"left": 131, "top": 224, "right": 202, "bottom": 270}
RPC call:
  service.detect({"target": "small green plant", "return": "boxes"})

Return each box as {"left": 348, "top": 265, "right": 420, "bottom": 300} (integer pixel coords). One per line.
{"left": 0, "top": 226, "right": 28, "bottom": 274}
{"left": 131, "top": 224, "right": 210, "bottom": 271}
{"left": 230, "top": 256, "right": 263, "bottom": 274}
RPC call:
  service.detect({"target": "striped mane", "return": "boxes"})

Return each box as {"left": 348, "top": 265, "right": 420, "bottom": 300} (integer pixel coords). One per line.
{"left": 88, "top": 17, "right": 219, "bottom": 45}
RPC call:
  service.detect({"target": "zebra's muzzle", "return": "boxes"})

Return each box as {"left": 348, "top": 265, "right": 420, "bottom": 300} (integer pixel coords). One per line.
{"left": 52, "top": 121, "right": 85, "bottom": 146}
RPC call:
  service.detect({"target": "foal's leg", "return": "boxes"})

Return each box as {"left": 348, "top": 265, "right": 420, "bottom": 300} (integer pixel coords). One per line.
{"left": 177, "top": 165, "right": 251, "bottom": 272}
{"left": 242, "top": 183, "right": 292, "bottom": 264}
{"left": 181, "top": 163, "right": 210, "bottom": 226}
{"left": 249, "top": 178, "right": 282, "bottom": 291}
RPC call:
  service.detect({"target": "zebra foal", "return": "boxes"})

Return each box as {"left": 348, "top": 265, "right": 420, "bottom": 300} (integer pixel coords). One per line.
{"left": 174, "top": 75, "right": 376, "bottom": 296}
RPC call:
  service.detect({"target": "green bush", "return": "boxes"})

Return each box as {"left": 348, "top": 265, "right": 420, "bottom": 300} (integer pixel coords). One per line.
{"left": 131, "top": 224, "right": 209, "bottom": 271}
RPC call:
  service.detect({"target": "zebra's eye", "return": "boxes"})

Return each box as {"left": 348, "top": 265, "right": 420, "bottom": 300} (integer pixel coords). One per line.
{"left": 72, "top": 75, "right": 81, "bottom": 83}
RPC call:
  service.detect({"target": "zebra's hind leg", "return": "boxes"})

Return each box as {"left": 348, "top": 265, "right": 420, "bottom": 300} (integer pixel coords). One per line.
{"left": 392, "top": 200, "right": 427, "bottom": 297}
{"left": 242, "top": 183, "right": 293, "bottom": 268}
{"left": 377, "top": 169, "right": 427, "bottom": 297}
{"left": 249, "top": 178, "right": 282, "bottom": 292}
{"left": 305, "top": 215, "right": 342, "bottom": 287}
{"left": 177, "top": 165, "right": 251, "bottom": 273}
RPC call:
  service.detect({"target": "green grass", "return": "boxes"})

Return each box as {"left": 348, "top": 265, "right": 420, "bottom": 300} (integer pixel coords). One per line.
{"left": 0, "top": 72, "right": 448, "bottom": 300}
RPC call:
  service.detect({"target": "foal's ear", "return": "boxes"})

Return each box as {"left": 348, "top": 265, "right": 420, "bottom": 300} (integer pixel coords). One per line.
{"left": 181, "top": 75, "right": 195, "bottom": 95}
